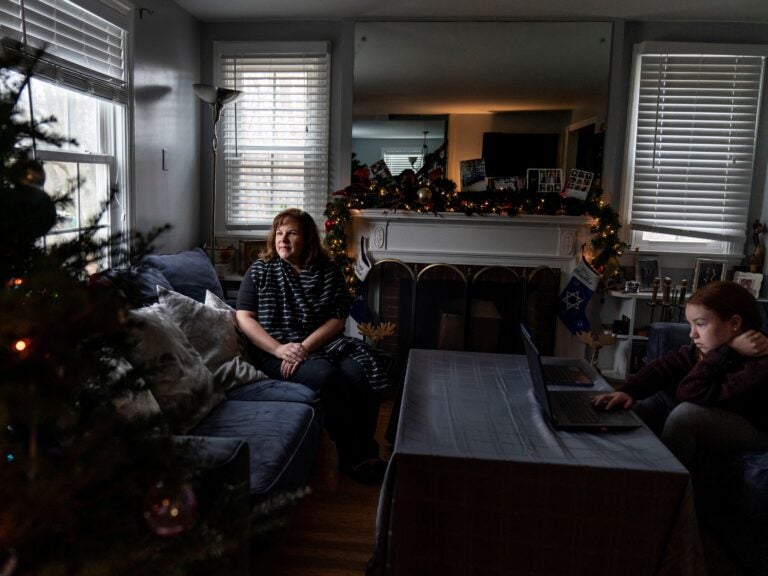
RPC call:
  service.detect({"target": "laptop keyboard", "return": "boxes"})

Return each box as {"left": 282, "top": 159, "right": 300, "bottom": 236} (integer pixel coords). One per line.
{"left": 551, "top": 393, "right": 600, "bottom": 424}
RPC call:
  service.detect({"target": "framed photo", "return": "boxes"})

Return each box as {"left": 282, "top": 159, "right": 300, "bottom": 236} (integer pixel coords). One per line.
{"left": 526, "top": 168, "right": 563, "bottom": 193}
{"left": 733, "top": 271, "right": 763, "bottom": 298}
{"left": 460, "top": 158, "right": 487, "bottom": 191}
{"left": 635, "top": 255, "right": 661, "bottom": 290}
{"left": 693, "top": 258, "right": 727, "bottom": 291}
{"left": 213, "top": 244, "right": 236, "bottom": 276}
{"left": 239, "top": 240, "right": 266, "bottom": 275}
{"left": 562, "top": 169, "right": 594, "bottom": 200}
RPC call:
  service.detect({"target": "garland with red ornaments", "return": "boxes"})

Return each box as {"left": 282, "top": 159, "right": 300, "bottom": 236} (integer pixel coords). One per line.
{"left": 324, "top": 158, "right": 628, "bottom": 291}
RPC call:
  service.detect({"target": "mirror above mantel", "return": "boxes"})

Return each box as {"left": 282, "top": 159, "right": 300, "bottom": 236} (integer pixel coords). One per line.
{"left": 352, "top": 21, "right": 613, "bottom": 188}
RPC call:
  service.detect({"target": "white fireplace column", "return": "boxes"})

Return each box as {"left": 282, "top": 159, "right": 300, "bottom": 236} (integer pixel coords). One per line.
{"left": 348, "top": 209, "right": 596, "bottom": 356}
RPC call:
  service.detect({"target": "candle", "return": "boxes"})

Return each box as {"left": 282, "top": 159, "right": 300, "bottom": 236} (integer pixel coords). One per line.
{"left": 651, "top": 277, "right": 660, "bottom": 305}
{"left": 662, "top": 277, "right": 672, "bottom": 305}
{"left": 678, "top": 279, "right": 688, "bottom": 306}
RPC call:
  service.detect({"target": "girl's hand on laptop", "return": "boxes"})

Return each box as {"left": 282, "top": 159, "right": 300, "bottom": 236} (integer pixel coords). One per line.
{"left": 591, "top": 391, "right": 634, "bottom": 411}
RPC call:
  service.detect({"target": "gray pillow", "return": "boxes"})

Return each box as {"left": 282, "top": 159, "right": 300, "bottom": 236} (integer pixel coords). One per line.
{"left": 128, "top": 304, "right": 223, "bottom": 432}
{"left": 157, "top": 287, "right": 265, "bottom": 390}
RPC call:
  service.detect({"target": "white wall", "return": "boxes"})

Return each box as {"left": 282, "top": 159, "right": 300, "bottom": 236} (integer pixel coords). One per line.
{"left": 132, "top": 0, "right": 202, "bottom": 253}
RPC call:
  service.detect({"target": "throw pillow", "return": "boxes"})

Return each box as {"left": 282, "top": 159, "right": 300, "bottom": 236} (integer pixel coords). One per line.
{"left": 158, "top": 287, "right": 265, "bottom": 390}
{"left": 142, "top": 247, "right": 224, "bottom": 302}
{"left": 104, "top": 356, "right": 163, "bottom": 420}
{"left": 204, "top": 290, "right": 268, "bottom": 389}
{"left": 128, "top": 304, "right": 223, "bottom": 432}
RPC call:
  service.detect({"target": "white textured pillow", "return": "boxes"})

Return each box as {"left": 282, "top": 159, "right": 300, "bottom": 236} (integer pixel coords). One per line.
{"left": 129, "top": 304, "right": 223, "bottom": 432}
{"left": 158, "top": 287, "right": 265, "bottom": 390}
{"left": 158, "top": 287, "right": 238, "bottom": 372}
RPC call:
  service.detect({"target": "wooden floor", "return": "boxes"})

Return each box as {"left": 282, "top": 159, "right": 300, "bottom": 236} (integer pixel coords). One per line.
{"left": 247, "top": 397, "right": 753, "bottom": 576}
{"left": 255, "top": 400, "right": 394, "bottom": 576}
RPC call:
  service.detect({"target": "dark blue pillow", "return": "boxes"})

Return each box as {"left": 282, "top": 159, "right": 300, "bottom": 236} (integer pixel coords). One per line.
{"left": 142, "top": 247, "right": 224, "bottom": 302}
{"left": 96, "top": 265, "right": 173, "bottom": 307}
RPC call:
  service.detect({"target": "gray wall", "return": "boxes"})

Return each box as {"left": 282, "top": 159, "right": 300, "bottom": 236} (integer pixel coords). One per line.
{"left": 130, "top": 12, "right": 768, "bottom": 266}
{"left": 132, "top": 0, "right": 202, "bottom": 253}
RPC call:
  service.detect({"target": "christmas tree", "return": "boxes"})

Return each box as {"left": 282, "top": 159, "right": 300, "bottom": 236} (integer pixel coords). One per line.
{"left": 0, "top": 45, "right": 243, "bottom": 575}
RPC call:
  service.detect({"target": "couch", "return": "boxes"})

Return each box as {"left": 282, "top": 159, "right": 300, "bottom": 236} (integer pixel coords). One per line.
{"left": 645, "top": 307, "right": 768, "bottom": 576}
{"left": 112, "top": 247, "right": 322, "bottom": 575}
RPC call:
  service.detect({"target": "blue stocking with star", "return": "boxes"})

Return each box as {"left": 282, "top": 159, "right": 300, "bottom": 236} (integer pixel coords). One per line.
{"left": 557, "top": 256, "right": 601, "bottom": 334}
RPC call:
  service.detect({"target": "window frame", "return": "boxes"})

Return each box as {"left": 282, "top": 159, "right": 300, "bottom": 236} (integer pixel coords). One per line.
{"left": 620, "top": 41, "right": 768, "bottom": 257}
{"left": 2, "top": 0, "right": 132, "bottom": 267}
{"left": 213, "top": 40, "right": 332, "bottom": 233}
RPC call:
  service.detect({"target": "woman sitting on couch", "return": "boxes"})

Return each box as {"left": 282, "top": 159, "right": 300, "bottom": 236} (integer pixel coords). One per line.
{"left": 236, "top": 208, "right": 388, "bottom": 484}
{"left": 591, "top": 281, "right": 768, "bottom": 474}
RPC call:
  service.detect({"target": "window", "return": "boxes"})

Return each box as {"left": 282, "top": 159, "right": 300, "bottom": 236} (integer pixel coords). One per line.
{"left": 1, "top": 0, "right": 130, "bottom": 267}
{"left": 382, "top": 149, "right": 424, "bottom": 176}
{"left": 216, "top": 42, "right": 331, "bottom": 228}
{"left": 622, "top": 42, "right": 767, "bottom": 255}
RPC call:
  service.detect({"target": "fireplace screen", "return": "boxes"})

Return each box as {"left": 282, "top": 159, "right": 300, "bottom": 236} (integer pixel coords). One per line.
{"left": 359, "top": 260, "right": 560, "bottom": 365}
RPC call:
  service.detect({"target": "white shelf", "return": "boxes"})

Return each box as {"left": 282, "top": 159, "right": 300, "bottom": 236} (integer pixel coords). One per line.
{"left": 597, "top": 292, "right": 654, "bottom": 381}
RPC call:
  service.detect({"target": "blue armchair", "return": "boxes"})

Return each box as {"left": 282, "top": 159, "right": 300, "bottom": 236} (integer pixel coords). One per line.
{"left": 645, "top": 305, "right": 768, "bottom": 576}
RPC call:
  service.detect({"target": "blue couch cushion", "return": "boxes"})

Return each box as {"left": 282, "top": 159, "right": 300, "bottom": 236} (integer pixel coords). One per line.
{"left": 190, "top": 400, "right": 319, "bottom": 499}
{"left": 646, "top": 322, "right": 691, "bottom": 362}
{"left": 129, "top": 265, "right": 174, "bottom": 305}
{"left": 94, "top": 265, "right": 173, "bottom": 307}
{"left": 226, "top": 379, "right": 320, "bottom": 406}
{"left": 142, "top": 247, "right": 224, "bottom": 302}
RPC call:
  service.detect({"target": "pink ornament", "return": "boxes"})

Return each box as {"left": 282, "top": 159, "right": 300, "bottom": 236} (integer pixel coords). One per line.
{"left": 143, "top": 481, "right": 197, "bottom": 536}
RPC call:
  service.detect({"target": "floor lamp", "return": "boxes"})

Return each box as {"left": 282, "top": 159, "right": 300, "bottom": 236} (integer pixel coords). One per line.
{"left": 193, "top": 83, "right": 244, "bottom": 262}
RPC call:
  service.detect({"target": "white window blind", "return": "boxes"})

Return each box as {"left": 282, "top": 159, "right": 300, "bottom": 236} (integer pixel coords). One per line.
{"left": 625, "top": 43, "right": 765, "bottom": 242}
{"left": 218, "top": 43, "right": 331, "bottom": 226}
{"left": 0, "top": 0, "right": 127, "bottom": 103}
{"left": 382, "top": 151, "right": 423, "bottom": 176}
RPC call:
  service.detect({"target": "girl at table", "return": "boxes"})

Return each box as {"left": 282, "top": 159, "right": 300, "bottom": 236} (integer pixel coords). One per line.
{"left": 236, "top": 208, "right": 389, "bottom": 484}
{"left": 591, "top": 281, "right": 768, "bottom": 472}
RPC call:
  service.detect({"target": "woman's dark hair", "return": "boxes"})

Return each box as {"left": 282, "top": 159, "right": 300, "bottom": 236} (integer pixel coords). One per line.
{"left": 686, "top": 281, "right": 762, "bottom": 331}
{"left": 261, "top": 208, "right": 327, "bottom": 268}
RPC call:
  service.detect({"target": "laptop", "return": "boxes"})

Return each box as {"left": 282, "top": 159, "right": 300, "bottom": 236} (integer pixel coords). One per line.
{"left": 520, "top": 324, "right": 642, "bottom": 431}
{"left": 542, "top": 359, "right": 593, "bottom": 387}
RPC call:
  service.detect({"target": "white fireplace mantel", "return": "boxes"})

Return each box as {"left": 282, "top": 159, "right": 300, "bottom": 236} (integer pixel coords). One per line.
{"left": 349, "top": 209, "right": 596, "bottom": 357}
{"left": 349, "top": 209, "right": 595, "bottom": 281}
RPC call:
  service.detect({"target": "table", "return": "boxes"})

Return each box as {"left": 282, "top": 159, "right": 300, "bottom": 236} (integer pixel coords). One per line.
{"left": 368, "top": 349, "right": 704, "bottom": 576}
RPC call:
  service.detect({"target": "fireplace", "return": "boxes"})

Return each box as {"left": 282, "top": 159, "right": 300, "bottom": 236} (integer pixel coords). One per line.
{"left": 350, "top": 209, "right": 595, "bottom": 359}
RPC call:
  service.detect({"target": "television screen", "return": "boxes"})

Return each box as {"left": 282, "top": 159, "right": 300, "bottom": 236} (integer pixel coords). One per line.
{"left": 482, "top": 132, "right": 560, "bottom": 178}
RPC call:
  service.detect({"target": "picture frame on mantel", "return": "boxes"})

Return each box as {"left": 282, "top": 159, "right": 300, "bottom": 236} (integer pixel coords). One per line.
{"left": 733, "top": 271, "right": 763, "bottom": 299}
{"left": 635, "top": 255, "right": 660, "bottom": 290}
{"left": 693, "top": 258, "right": 727, "bottom": 291}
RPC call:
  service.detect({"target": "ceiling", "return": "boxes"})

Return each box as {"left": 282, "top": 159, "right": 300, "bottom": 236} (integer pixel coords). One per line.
{"left": 173, "top": 0, "right": 768, "bottom": 23}
{"left": 175, "top": 0, "right": 768, "bottom": 140}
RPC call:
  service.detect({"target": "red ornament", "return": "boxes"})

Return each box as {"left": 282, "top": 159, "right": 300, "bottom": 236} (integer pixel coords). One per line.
{"left": 325, "top": 218, "right": 336, "bottom": 232}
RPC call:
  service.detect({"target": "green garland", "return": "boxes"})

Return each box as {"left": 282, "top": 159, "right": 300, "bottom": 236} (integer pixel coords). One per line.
{"left": 323, "top": 171, "right": 628, "bottom": 289}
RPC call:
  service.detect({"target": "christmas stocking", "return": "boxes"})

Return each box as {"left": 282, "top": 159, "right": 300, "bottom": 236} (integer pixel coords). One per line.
{"left": 557, "top": 256, "right": 601, "bottom": 334}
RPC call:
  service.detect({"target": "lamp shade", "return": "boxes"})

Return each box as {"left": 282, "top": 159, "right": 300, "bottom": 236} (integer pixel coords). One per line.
{"left": 193, "top": 83, "right": 244, "bottom": 106}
